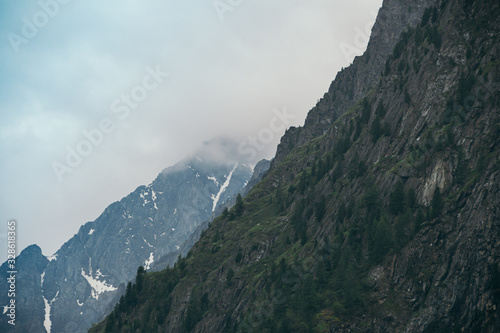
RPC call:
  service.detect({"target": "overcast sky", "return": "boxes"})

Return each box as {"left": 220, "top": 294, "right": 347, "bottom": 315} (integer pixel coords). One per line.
{"left": 0, "top": 0, "right": 382, "bottom": 261}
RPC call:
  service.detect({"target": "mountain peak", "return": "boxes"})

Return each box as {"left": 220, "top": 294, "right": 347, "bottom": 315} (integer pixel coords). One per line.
{"left": 1, "top": 147, "right": 259, "bottom": 332}
{"left": 20, "top": 244, "right": 43, "bottom": 256}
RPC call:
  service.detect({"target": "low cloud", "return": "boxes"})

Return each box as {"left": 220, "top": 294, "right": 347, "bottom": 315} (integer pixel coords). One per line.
{"left": 0, "top": 0, "right": 382, "bottom": 260}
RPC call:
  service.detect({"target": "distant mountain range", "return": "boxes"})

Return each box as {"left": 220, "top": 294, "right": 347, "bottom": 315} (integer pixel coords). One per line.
{"left": 0, "top": 141, "right": 269, "bottom": 332}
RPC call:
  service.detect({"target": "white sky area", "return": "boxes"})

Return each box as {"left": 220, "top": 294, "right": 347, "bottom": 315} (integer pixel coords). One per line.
{"left": 0, "top": 0, "right": 382, "bottom": 261}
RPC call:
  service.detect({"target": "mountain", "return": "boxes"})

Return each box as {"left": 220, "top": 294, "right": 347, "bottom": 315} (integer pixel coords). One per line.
{"left": 0, "top": 245, "right": 48, "bottom": 333}
{"left": 0, "top": 141, "right": 270, "bottom": 332}
{"left": 90, "top": 0, "right": 500, "bottom": 332}
{"left": 149, "top": 159, "right": 271, "bottom": 273}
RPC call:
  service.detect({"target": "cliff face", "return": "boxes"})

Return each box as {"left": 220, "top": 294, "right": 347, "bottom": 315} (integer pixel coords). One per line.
{"left": 92, "top": 0, "right": 500, "bottom": 332}
{"left": 358, "top": 0, "right": 500, "bottom": 329}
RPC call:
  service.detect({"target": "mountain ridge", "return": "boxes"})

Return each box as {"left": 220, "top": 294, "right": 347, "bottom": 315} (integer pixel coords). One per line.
{"left": 0, "top": 145, "right": 268, "bottom": 332}
{"left": 91, "top": 0, "right": 500, "bottom": 331}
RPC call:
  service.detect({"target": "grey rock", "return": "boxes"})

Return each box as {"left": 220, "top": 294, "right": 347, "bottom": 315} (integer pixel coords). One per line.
{"left": 0, "top": 150, "right": 256, "bottom": 332}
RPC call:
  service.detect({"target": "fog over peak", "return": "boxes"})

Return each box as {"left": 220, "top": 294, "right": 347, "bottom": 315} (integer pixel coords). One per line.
{"left": 160, "top": 136, "right": 250, "bottom": 176}
{"left": 194, "top": 136, "right": 258, "bottom": 165}
{"left": 0, "top": 1, "right": 382, "bottom": 260}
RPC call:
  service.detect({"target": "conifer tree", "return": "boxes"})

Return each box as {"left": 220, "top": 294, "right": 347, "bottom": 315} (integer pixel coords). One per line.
{"left": 234, "top": 193, "right": 244, "bottom": 217}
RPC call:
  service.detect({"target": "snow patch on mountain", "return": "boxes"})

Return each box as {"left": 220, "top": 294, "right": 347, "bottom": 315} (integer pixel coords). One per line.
{"left": 210, "top": 163, "right": 238, "bottom": 211}
{"left": 207, "top": 176, "right": 219, "bottom": 186}
{"left": 43, "top": 291, "right": 58, "bottom": 333}
{"left": 81, "top": 263, "right": 117, "bottom": 300}
{"left": 143, "top": 237, "right": 153, "bottom": 248}
{"left": 151, "top": 189, "right": 158, "bottom": 209}
{"left": 144, "top": 252, "right": 154, "bottom": 270}
{"left": 140, "top": 191, "right": 150, "bottom": 206}
{"left": 43, "top": 296, "right": 51, "bottom": 333}
{"left": 47, "top": 254, "right": 57, "bottom": 261}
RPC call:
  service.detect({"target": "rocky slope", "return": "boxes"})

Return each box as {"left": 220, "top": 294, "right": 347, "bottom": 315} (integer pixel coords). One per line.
{"left": 0, "top": 142, "right": 269, "bottom": 332}
{"left": 91, "top": 0, "right": 500, "bottom": 332}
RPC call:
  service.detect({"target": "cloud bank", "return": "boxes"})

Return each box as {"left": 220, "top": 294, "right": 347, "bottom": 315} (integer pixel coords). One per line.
{"left": 0, "top": 0, "right": 382, "bottom": 260}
